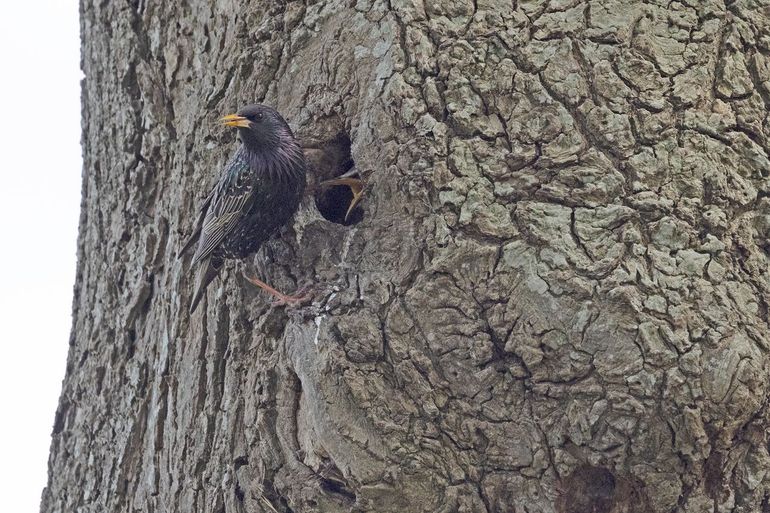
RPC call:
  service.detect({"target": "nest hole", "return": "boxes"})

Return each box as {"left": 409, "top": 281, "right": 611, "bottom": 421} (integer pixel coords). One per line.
{"left": 558, "top": 465, "right": 616, "bottom": 513}
{"left": 313, "top": 133, "right": 363, "bottom": 226}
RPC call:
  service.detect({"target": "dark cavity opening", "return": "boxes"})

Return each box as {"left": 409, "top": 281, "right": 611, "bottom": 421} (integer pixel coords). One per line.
{"left": 320, "top": 477, "right": 357, "bottom": 502}
{"left": 312, "top": 133, "right": 363, "bottom": 226}
{"left": 318, "top": 457, "right": 356, "bottom": 504}
{"left": 558, "top": 465, "right": 616, "bottom": 513}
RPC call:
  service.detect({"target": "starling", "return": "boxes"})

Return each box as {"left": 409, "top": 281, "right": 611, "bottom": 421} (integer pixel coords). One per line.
{"left": 181, "top": 104, "right": 307, "bottom": 313}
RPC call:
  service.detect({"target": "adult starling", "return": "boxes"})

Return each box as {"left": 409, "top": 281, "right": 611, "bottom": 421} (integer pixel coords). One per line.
{"left": 181, "top": 104, "right": 307, "bottom": 313}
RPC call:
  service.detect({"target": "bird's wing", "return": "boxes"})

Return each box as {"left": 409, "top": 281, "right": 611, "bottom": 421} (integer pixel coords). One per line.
{"left": 179, "top": 186, "right": 217, "bottom": 257}
{"left": 190, "top": 172, "right": 256, "bottom": 266}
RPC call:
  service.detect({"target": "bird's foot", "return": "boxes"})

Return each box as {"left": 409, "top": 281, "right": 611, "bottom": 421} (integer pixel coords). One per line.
{"left": 269, "top": 284, "right": 313, "bottom": 307}
{"left": 244, "top": 273, "right": 312, "bottom": 307}
{"left": 319, "top": 170, "right": 365, "bottom": 222}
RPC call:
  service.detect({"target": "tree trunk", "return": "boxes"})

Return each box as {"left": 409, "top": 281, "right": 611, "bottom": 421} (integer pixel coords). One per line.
{"left": 42, "top": 1, "right": 770, "bottom": 512}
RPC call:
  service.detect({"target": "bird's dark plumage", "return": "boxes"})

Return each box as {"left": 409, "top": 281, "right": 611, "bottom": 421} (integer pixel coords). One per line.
{"left": 182, "top": 104, "right": 307, "bottom": 313}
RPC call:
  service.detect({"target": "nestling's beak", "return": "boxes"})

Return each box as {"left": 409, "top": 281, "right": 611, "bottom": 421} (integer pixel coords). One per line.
{"left": 221, "top": 114, "right": 250, "bottom": 128}
{"left": 319, "top": 175, "right": 365, "bottom": 222}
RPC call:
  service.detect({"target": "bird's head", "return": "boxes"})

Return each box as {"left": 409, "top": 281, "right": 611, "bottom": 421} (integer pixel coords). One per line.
{"left": 220, "top": 104, "right": 293, "bottom": 152}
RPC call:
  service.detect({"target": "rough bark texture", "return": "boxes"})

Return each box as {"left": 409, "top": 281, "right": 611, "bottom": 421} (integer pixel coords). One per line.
{"left": 42, "top": 1, "right": 770, "bottom": 512}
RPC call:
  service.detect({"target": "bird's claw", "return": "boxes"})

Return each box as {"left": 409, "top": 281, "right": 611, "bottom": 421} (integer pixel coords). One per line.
{"left": 244, "top": 273, "right": 313, "bottom": 307}
{"left": 269, "top": 287, "right": 312, "bottom": 307}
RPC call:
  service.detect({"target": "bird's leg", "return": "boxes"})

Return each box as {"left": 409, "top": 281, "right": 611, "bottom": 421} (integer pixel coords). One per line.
{"left": 319, "top": 168, "right": 365, "bottom": 221}
{"left": 243, "top": 273, "right": 311, "bottom": 306}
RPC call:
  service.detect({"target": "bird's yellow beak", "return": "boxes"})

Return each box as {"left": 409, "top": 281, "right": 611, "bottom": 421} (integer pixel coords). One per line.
{"left": 221, "top": 114, "right": 250, "bottom": 128}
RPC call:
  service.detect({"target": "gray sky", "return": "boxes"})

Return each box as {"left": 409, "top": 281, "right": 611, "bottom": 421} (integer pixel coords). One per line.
{"left": 0, "top": 1, "right": 81, "bottom": 510}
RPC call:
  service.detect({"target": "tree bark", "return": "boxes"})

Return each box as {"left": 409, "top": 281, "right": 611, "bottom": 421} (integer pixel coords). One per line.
{"left": 42, "top": 1, "right": 770, "bottom": 512}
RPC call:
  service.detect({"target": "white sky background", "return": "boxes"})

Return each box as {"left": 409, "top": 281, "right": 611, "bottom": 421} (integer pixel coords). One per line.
{"left": 0, "top": 1, "right": 81, "bottom": 510}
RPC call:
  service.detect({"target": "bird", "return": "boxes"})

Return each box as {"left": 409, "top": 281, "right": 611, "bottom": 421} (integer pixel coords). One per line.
{"left": 304, "top": 135, "right": 366, "bottom": 223}
{"left": 180, "top": 104, "right": 308, "bottom": 314}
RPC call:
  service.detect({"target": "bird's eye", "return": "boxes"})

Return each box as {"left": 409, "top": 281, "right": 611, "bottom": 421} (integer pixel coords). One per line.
{"left": 244, "top": 112, "right": 264, "bottom": 123}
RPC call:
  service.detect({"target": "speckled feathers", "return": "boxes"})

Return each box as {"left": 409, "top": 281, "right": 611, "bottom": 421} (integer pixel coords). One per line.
{"left": 183, "top": 104, "right": 307, "bottom": 313}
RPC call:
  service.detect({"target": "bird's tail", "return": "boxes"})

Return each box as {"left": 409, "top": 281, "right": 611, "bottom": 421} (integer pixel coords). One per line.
{"left": 178, "top": 227, "right": 201, "bottom": 259}
{"left": 189, "top": 257, "right": 222, "bottom": 314}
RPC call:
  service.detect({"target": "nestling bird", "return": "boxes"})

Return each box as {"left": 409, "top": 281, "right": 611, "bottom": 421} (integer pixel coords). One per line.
{"left": 180, "top": 104, "right": 308, "bottom": 313}
{"left": 304, "top": 135, "right": 366, "bottom": 223}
